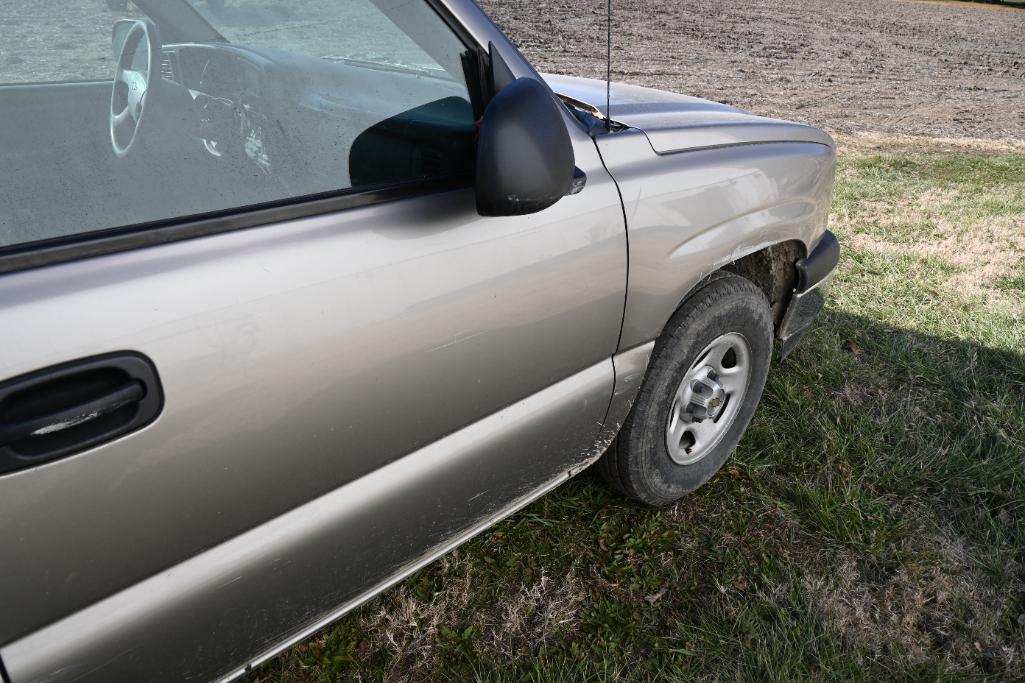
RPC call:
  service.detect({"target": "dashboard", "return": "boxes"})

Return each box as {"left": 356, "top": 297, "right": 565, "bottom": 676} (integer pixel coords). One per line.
{"left": 160, "top": 44, "right": 274, "bottom": 172}
{"left": 151, "top": 42, "right": 477, "bottom": 200}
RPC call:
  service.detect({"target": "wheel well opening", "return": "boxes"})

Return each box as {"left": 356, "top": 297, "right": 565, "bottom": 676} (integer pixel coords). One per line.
{"left": 723, "top": 241, "right": 804, "bottom": 327}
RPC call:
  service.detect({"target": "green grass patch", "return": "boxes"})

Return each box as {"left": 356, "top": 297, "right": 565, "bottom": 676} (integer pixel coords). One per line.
{"left": 247, "top": 143, "right": 1025, "bottom": 682}
{"left": 996, "top": 260, "right": 1025, "bottom": 293}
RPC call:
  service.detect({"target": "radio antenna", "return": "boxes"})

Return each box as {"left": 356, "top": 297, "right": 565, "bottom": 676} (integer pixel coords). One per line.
{"left": 605, "top": 0, "right": 612, "bottom": 132}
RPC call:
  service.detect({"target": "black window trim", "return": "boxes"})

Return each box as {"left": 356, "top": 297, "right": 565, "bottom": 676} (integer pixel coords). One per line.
{"left": 0, "top": 0, "right": 487, "bottom": 276}
{"left": 0, "top": 175, "right": 473, "bottom": 275}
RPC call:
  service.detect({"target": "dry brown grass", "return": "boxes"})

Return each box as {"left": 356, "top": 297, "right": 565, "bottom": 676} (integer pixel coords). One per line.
{"left": 352, "top": 553, "right": 586, "bottom": 679}
{"left": 836, "top": 133, "right": 1025, "bottom": 158}
{"left": 831, "top": 137, "right": 1025, "bottom": 310}
{"left": 808, "top": 535, "right": 1025, "bottom": 676}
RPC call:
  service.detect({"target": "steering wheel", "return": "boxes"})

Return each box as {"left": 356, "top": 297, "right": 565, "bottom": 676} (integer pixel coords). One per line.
{"left": 110, "top": 20, "right": 160, "bottom": 158}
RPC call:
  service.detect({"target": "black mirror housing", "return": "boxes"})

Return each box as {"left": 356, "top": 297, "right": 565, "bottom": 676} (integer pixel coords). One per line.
{"left": 475, "top": 78, "right": 575, "bottom": 217}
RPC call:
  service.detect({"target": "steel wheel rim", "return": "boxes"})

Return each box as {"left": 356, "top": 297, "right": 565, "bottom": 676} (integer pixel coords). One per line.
{"left": 665, "top": 332, "right": 752, "bottom": 466}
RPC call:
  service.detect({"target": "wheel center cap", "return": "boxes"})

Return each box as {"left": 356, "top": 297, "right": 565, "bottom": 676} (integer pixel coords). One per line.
{"left": 666, "top": 332, "right": 753, "bottom": 467}
{"left": 687, "top": 367, "right": 727, "bottom": 421}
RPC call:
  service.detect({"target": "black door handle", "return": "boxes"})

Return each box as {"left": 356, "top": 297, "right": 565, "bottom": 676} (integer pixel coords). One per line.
{"left": 0, "top": 353, "right": 163, "bottom": 476}
{"left": 0, "top": 380, "right": 145, "bottom": 445}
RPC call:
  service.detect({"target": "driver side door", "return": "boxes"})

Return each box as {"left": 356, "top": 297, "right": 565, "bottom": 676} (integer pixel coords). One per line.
{"left": 0, "top": 1, "right": 626, "bottom": 681}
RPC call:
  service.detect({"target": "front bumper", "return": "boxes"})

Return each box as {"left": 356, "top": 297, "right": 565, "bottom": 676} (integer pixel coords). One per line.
{"left": 777, "top": 230, "right": 840, "bottom": 358}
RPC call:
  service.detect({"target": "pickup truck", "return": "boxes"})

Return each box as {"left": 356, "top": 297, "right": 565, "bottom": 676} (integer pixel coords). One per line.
{"left": 0, "top": 0, "right": 838, "bottom": 680}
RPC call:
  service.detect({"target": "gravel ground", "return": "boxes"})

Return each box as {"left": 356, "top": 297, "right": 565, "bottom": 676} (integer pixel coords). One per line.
{"left": 479, "top": 0, "right": 1025, "bottom": 141}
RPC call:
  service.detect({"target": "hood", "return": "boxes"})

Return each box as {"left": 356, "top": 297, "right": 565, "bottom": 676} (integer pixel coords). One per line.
{"left": 542, "top": 73, "right": 833, "bottom": 152}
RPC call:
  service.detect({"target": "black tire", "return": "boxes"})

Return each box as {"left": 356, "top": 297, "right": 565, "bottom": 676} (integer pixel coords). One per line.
{"left": 598, "top": 273, "right": 774, "bottom": 505}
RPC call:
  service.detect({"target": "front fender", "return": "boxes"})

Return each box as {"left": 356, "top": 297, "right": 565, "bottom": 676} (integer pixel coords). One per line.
{"left": 596, "top": 131, "right": 836, "bottom": 349}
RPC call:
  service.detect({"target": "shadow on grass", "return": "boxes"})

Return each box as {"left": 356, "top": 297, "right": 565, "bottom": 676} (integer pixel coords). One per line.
{"left": 764, "top": 307, "right": 1024, "bottom": 542}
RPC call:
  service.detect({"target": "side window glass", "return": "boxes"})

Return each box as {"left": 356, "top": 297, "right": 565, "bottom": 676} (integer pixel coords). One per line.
{"left": 1, "top": 0, "right": 478, "bottom": 250}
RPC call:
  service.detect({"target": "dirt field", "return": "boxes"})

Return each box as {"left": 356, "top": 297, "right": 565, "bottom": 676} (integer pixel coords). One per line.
{"left": 6, "top": 1, "right": 1021, "bottom": 140}
{"left": 479, "top": 0, "right": 1025, "bottom": 142}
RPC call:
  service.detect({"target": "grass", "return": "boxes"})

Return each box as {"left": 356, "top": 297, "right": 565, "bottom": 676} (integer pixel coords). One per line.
{"left": 247, "top": 136, "right": 1025, "bottom": 681}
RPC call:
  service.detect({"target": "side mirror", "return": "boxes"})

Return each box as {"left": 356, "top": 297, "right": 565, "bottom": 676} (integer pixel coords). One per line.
{"left": 476, "top": 78, "right": 575, "bottom": 217}
{"left": 111, "top": 19, "right": 135, "bottom": 59}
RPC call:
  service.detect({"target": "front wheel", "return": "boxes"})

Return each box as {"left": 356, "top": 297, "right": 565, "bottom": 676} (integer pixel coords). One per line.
{"left": 598, "top": 273, "right": 773, "bottom": 505}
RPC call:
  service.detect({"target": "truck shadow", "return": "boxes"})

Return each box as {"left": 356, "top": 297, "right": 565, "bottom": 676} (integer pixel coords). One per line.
{"left": 580, "top": 305, "right": 1024, "bottom": 526}
{"left": 781, "top": 306, "right": 1025, "bottom": 414}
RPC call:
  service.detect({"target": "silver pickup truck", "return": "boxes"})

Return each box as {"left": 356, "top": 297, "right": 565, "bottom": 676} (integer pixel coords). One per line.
{"left": 0, "top": 1, "right": 838, "bottom": 680}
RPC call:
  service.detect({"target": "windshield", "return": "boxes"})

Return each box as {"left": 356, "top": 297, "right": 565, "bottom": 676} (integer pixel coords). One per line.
{"left": 187, "top": 0, "right": 451, "bottom": 76}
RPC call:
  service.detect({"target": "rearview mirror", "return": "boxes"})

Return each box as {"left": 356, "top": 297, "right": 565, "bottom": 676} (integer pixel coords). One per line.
{"left": 476, "top": 78, "right": 575, "bottom": 217}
